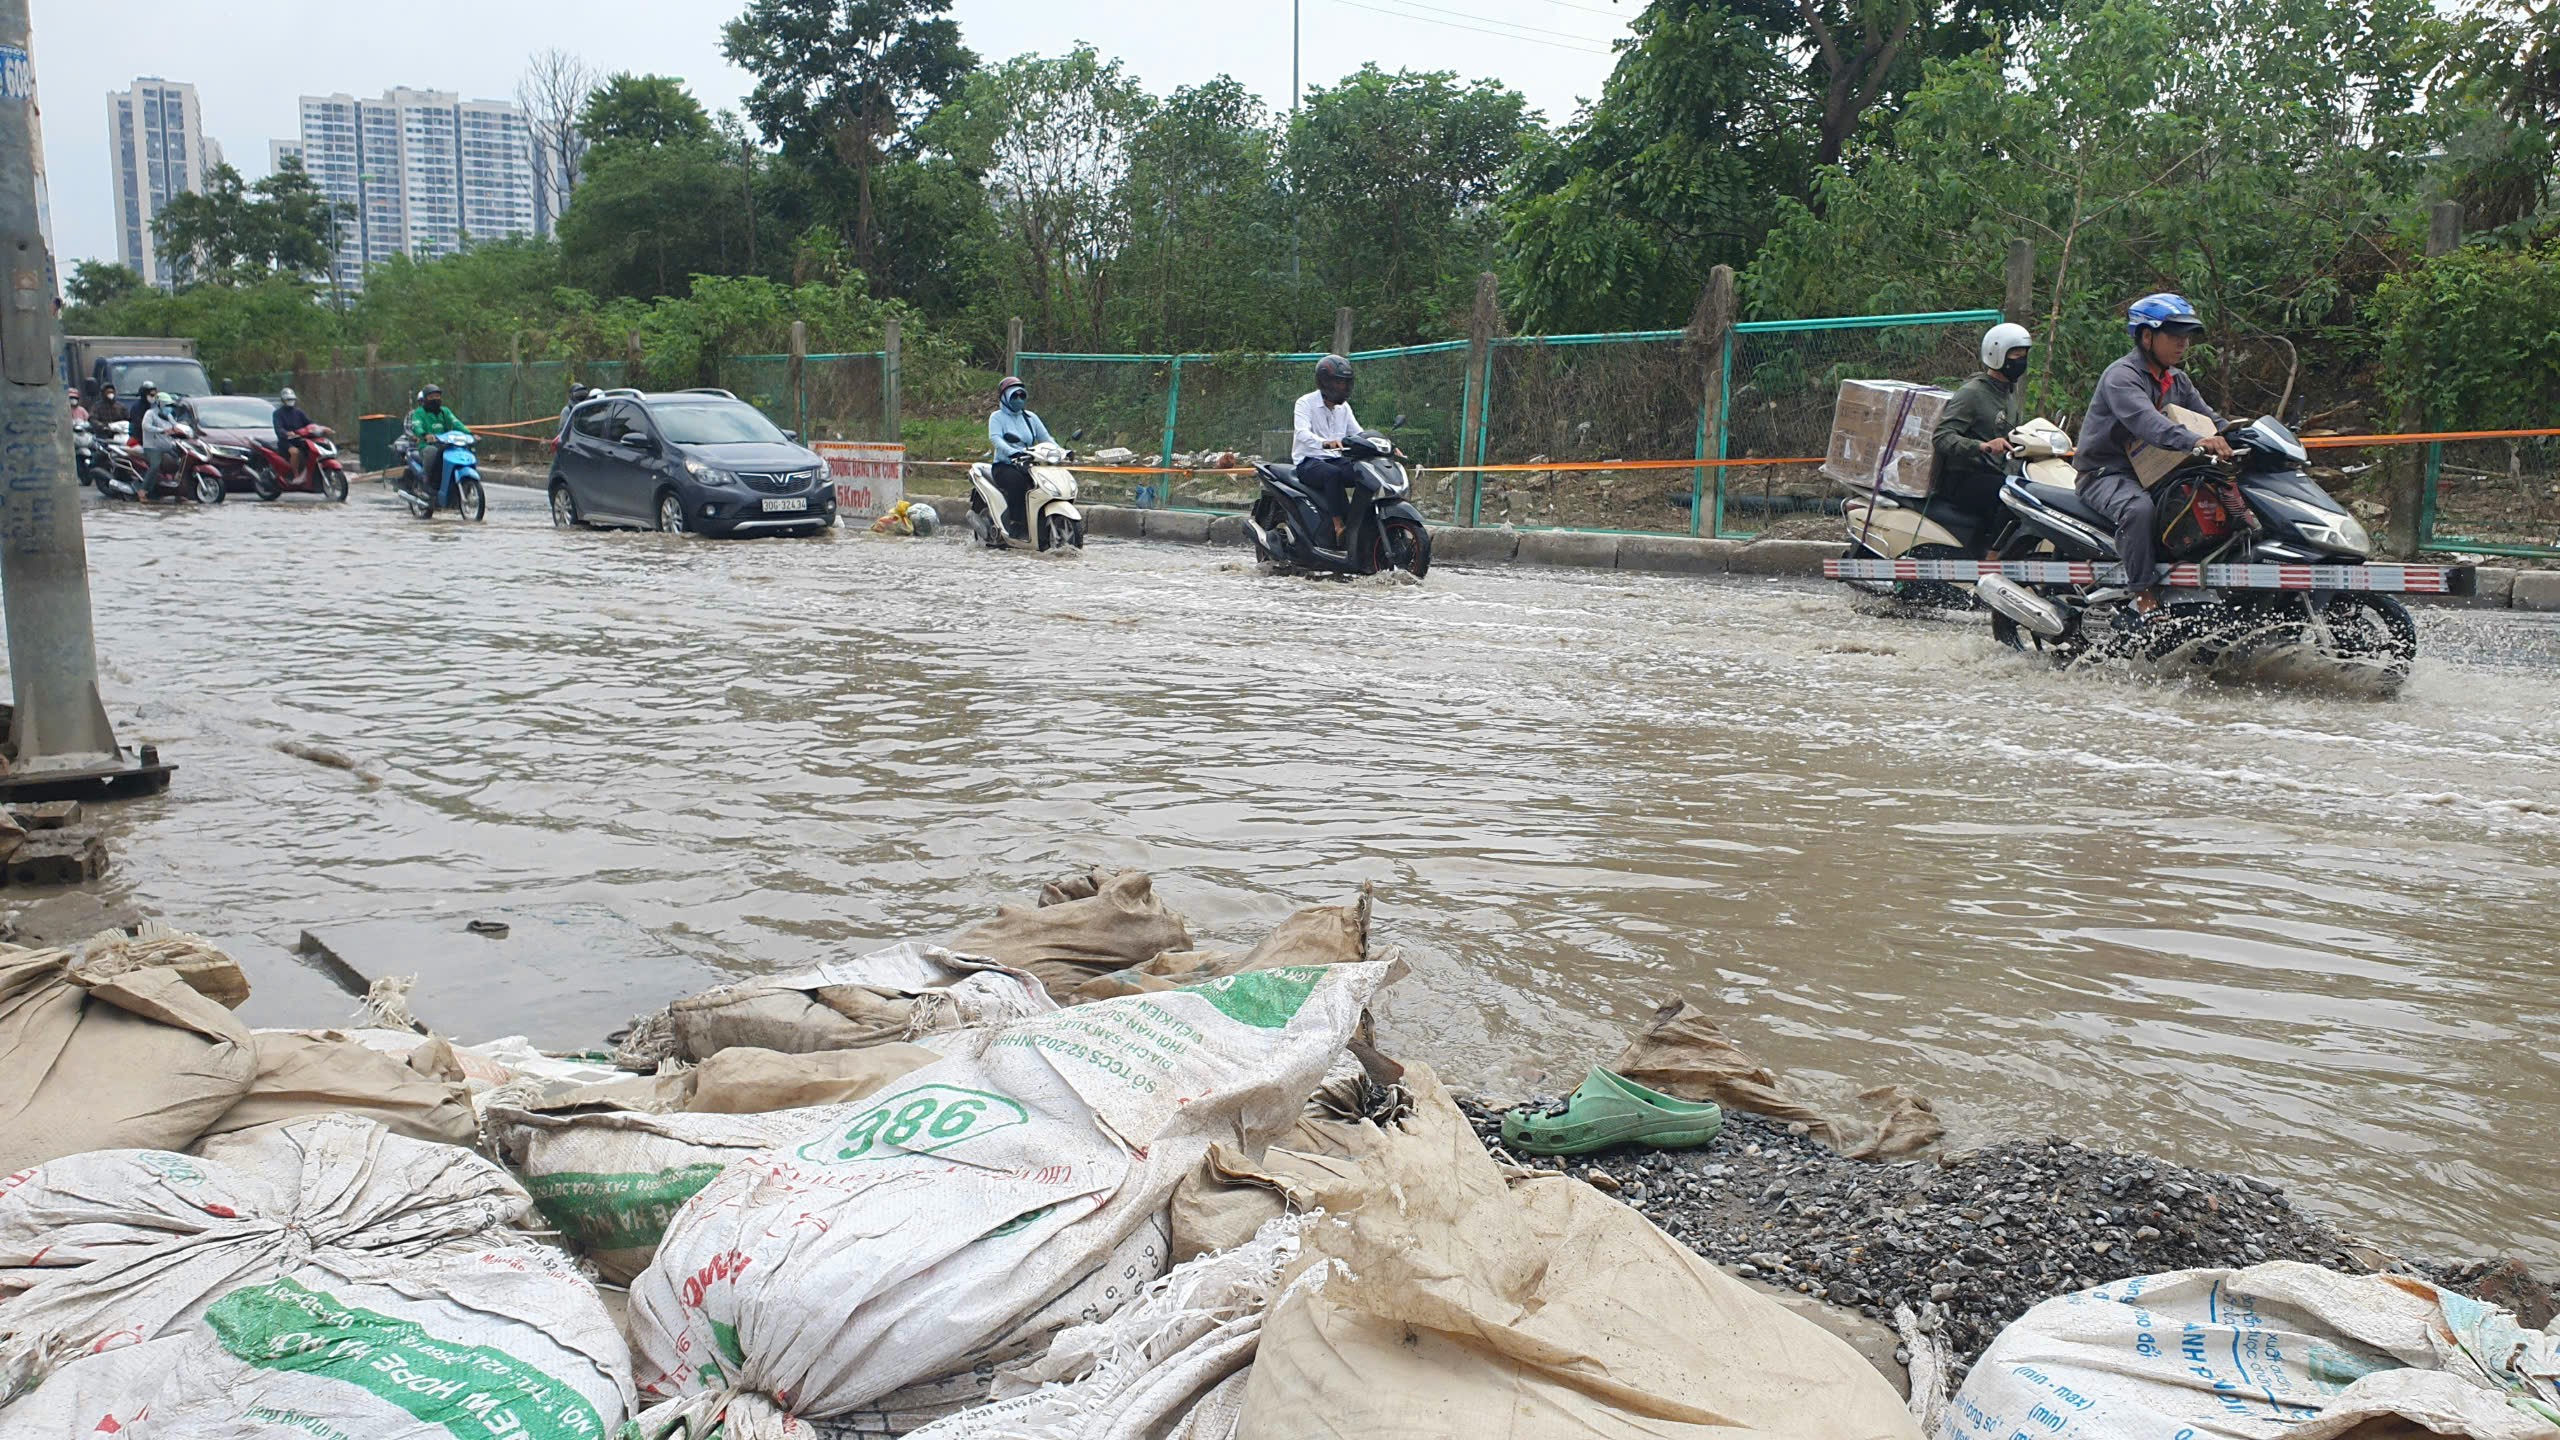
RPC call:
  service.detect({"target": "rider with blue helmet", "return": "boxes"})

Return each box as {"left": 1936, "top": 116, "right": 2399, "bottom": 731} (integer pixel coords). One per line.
{"left": 2073, "top": 293, "right": 2232, "bottom": 614}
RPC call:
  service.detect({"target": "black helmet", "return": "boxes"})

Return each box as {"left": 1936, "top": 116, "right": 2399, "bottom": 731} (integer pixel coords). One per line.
{"left": 421, "top": 383, "right": 443, "bottom": 401}
{"left": 1315, "top": 354, "right": 1353, "bottom": 405}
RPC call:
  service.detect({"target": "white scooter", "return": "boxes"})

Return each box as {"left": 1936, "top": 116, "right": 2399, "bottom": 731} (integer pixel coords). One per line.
{"left": 968, "top": 441, "right": 1086, "bottom": 552}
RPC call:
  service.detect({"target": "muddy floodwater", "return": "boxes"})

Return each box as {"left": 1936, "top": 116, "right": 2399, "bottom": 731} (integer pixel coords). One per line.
{"left": 40, "top": 484, "right": 2560, "bottom": 1266}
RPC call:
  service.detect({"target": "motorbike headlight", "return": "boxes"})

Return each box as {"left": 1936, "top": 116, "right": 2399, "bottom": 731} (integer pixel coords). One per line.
{"left": 1052, "top": 470, "right": 1079, "bottom": 500}
{"left": 2258, "top": 491, "right": 2369, "bottom": 557}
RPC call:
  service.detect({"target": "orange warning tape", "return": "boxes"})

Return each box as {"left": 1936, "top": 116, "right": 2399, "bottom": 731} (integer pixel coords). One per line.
{"left": 2302, "top": 427, "right": 2560, "bottom": 448}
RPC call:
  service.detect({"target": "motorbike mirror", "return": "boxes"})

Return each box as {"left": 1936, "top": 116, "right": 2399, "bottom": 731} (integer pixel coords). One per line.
{"left": 1069, "top": 428, "right": 1086, "bottom": 441}
{"left": 1394, "top": 413, "right": 1408, "bottom": 428}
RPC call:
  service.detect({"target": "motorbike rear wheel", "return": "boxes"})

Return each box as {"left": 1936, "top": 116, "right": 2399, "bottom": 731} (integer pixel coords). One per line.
{"left": 1893, "top": 543, "right": 1975, "bottom": 609}
{"left": 455, "top": 476, "right": 487, "bottom": 522}
{"left": 1249, "top": 496, "right": 1283, "bottom": 563}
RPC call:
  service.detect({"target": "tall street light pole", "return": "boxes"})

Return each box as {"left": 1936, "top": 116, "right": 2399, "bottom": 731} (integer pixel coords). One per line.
{"left": 0, "top": 4, "right": 155, "bottom": 791}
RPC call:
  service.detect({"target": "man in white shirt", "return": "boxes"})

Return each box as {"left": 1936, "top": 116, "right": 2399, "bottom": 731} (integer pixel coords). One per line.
{"left": 1291, "top": 354, "right": 1361, "bottom": 542}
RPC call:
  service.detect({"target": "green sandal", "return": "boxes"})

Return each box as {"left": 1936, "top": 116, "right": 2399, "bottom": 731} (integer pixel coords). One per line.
{"left": 1500, "top": 1068, "right": 1725, "bottom": 1157}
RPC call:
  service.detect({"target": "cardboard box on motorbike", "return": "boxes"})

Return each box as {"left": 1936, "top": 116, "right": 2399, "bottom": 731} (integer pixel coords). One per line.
{"left": 1823, "top": 379, "right": 1953, "bottom": 498}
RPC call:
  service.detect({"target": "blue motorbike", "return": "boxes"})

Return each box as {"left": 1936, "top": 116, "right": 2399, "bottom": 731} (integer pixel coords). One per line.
{"left": 398, "top": 430, "right": 487, "bottom": 522}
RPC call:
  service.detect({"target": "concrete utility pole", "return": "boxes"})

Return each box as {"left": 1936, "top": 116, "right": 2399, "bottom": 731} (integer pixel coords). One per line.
{"left": 0, "top": 8, "right": 123, "bottom": 773}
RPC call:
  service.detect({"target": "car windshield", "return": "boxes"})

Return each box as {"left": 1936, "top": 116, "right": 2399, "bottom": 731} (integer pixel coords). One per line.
{"left": 187, "top": 396, "right": 275, "bottom": 428}
{"left": 653, "top": 400, "right": 787, "bottom": 446}
{"left": 111, "top": 360, "right": 211, "bottom": 396}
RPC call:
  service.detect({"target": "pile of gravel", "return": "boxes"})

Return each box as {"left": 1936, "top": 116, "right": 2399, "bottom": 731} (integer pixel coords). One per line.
{"left": 1459, "top": 1100, "right": 2381, "bottom": 1382}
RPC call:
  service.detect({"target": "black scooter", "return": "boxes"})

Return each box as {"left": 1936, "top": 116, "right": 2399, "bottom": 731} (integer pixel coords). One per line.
{"left": 1246, "top": 431, "right": 1432, "bottom": 578}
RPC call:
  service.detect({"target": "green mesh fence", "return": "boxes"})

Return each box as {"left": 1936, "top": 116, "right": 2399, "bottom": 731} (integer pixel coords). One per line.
{"left": 802, "top": 353, "right": 889, "bottom": 443}
{"left": 2420, "top": 435, "right": 2560, "bottom": 557}
{"left": 719, "top": 355, "right": 800, "bottom": 434}
{"left": 1712, "top": 312, "right": 1997, "bottom": 538}
{"left": 1013, "top": 355, "right": 1175, "bottom": 507}
{"left": 1473, "top": 332, "right": 1701, "bottom": 534}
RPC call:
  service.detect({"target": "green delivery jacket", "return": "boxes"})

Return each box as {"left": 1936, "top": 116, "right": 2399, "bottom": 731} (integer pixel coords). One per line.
{"left": 406, "top": 404, "right": 467, "bottom": 442}
{"left": 1929, "top": 373, "right": 2020, "bottom": 510}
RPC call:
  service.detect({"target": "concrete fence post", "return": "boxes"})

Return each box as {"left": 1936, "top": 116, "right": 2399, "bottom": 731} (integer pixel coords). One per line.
{"left": 1690, "top": 265, "right": 1737, "bottom": 538}
{"left": 1458, "top": 272, "right": 1502, "bottom": 527}
{"left": 2386, "top": 201, "right": 2464, "bottom": 556}
{"left": 788, "top": 320, "right": 807, "bottom": 438}
{"left": 1333, "top": 306, "right": 1353, "bottom": 358}
{"left": 1005, "top": 316, "right": 1023, "bottom": 378}
{"left": 882, "top": 314, "right": 902, "bottom": 446}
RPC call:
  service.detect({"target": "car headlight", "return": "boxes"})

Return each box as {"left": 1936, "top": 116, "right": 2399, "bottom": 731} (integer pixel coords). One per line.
{"left": 686, "top": 460, "right": 738, "bottom": 486}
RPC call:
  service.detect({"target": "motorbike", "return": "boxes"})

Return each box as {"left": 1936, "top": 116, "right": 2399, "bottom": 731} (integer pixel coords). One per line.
{"left": 1973, "top": 414, "right": 2418, "bottom": 682}
{"left": 1245, "top": 431, "right": 1432, "bottom": 578}
{"left": 967, "top": 440, "right": 1086, "bottom": 551}
{"left": 101, "top": 423, "right": 226, "bottom": 505}
{"left": 1841, "top": 418, "right": 2076, "bottom": 608}
{"left": 396, "top": 431, "right": 486, "bottom": 521}
{"left": 247, "top": 424, "right": 351, "bottom": 502}
{"left": 73, "top": 418, "right": 122, "bottom": 488}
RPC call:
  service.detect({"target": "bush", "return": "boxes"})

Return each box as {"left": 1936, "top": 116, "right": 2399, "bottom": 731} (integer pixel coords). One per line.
{"left": 2370, "top": 243, "right": 2560, "bottom": 429}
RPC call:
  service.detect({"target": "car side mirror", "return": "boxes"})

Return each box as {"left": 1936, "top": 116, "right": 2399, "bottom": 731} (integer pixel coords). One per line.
{"left": 783, "top": 429, "right": 801, "bottom": 443}
{"left": 629, "top": 433, "right": 658, "bottom": 453}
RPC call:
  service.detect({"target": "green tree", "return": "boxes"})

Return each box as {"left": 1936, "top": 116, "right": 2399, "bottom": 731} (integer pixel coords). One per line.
{"left": 64, "top": 276, "right": 343, "bottom": 378}
{"left": 579, "top": 73, "right": 716, "bottom": 148}
{"left": 1746, "top": 0, "right": 2459, "bottom": 416}
{"left": 928, "top": 46, "right": 1153, "bottom": 351}
{"left": 1113, "top": 79, "right": 1292, "bottom": 350}
{"left": 152, "top": 158, "right": 340, "bottom": 288}
{"left": 1501, "top": 2, "right": 1811, "bottom": 331}
{"left": 1287, "top": 66, "right": 1533, "bottom": 344}
{"left": 66, "top": 260, "right": 142, "bottom": 309}
{"left": 723, "top": 0, "right": 976, "bottom": 281}
{"left": 559, "top": 140, "right": 771, "bottom": 300}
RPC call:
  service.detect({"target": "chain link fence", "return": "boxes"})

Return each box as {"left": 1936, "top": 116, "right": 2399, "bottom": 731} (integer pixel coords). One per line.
{"left": 2420, "top": 436, "right": 2560, "bottom": 557}
{"left": 1473, "top": 332, "right": 1701, "bottom": 533}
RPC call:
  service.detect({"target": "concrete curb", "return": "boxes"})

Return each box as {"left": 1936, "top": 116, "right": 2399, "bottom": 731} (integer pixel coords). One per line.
{"left": 498, "top": 485, "right": 2557, "bottom": 606}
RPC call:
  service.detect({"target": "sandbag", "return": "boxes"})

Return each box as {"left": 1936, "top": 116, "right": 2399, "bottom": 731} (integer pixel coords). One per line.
{"left": 1945, "top": 1263, "right": 2560, "bottom": 1440}
{"left": 1611, "top": 998, "right": 1943, "bottom": 1160}
{"left": 627, "top": 961, "right": 1393, "bottom": 1434}
{"left": 0, "top": 1112, "right": 632, "bottom": 1439}
{"left": 946, "top": 869, "right": 1193, "bottom": 1000}
{"left": 909, "top": 1214, "right": 1322, "bottom": 1440}
{"left": 657, "top": 944, "right": 1054, "bottom": 1061}
{"left": 0, "top": 931, "right": 256, "bottom": 1173}
{"left": 196, "top": 1029, "right": 480, "bottom": 1147}
{"left": 487, "top": 1044, "right": 942, "bottom": 1284}
{"left": 1233, "top": 1062, "right": 1923, "bottom": 1440}
{"left": 1069, "top": 888, "right": 1371, "bottom": 1005}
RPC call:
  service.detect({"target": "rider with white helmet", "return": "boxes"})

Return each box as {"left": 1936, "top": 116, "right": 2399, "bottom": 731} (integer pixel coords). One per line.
{"left": 1929, "top": 321, "right": 2035, "bottom": 527}
{"left": 2074, "top": 293, "right": 2232, "bottom": 614}
{"left": 272, "top": 386, "right": 314, "bottom": 471}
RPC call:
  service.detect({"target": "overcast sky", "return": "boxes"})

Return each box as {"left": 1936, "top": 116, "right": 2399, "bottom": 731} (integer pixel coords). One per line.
{"left": 31, "top": 0, "right": 1633, "bottom": 271}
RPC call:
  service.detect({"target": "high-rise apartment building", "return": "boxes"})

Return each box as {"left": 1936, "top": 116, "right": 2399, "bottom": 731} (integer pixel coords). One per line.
{"left": 107, "top": 77, "right": 222, "bottom": 287}
{"left": 288, "top": 88, "right": 538, "bottom": 295}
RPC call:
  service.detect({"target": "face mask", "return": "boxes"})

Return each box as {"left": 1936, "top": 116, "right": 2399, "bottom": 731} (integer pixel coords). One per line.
{"left": 1002, "top": 393, "right": 1027, "bottom": 415}
{"left": 1999, "top": 355, "right": 2029, "bottom": 382}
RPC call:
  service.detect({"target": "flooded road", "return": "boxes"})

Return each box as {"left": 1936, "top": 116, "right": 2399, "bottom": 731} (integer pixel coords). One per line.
{"left": 42, "top": 483, "right": 2560, "bottom": 1265}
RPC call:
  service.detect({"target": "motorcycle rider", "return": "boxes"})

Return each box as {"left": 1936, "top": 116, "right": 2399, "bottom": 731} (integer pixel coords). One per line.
{"left": 93, "top": 382, "right": 120, "bottom": 433}
{"left": 138, "top": 387, "right": 184, "bottom": 485}
{"left": 405, "top": 383, "right": 468, "bottom": 496}
{"left": 272, "top": 386, "right": 314, "bottom": 476}
{"left": 1291, "top": 354, "right": 1362, "bottom": 542}
{"left": 1930, "top": 323, "right": 2032, "bottom": 533}
{"left": 2075, "top": 293, "right": 2231, "bottom": 616}
{"left": 127, "top": 381, "right": 160, "bottom": 435}
{"left": 986, "top": 376, "right": 1054, "bottom": 539}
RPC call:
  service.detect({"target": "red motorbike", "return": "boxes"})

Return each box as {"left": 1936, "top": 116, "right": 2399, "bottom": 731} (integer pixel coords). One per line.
{"left": 102, "top": 425, "right": 226, "bottom": 505}
{"left": 247, "top": 424, "right": 351, "bottom": 502}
